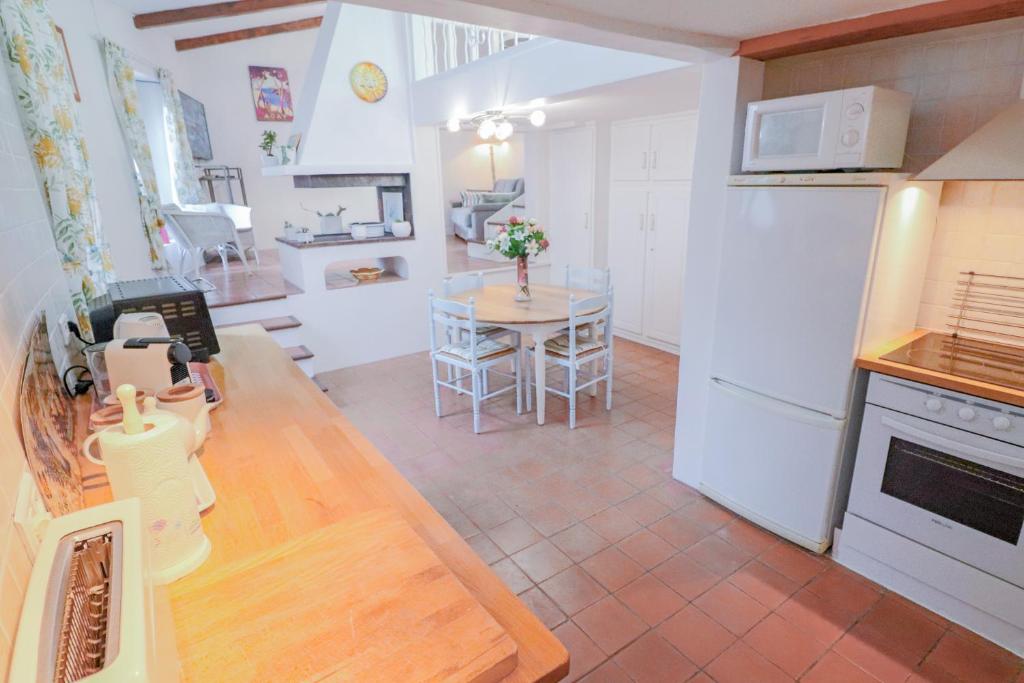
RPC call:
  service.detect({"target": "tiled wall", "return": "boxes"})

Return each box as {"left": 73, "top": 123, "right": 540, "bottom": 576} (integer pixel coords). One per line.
{"left": 763, "top": 19, "right": 1024, "bottom": 335}
{"left": 0, "top": 57, "right": 77, "bottom": 676}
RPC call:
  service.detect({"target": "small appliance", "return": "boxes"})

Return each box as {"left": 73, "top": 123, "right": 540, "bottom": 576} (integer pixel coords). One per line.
{"left": 741, "top": 86, "right": 912, "bottom": 172}
{"left": 105, "top": 337, "right": 192, "bottom": 394}
{"left": 89, "top": 276, "right": 219, "bottom": 359}
{"left": 9, "top": 498, "right": 181, "bottom": 682}
{"left": 113, "top": 311, "right": 170, "bottom": 339}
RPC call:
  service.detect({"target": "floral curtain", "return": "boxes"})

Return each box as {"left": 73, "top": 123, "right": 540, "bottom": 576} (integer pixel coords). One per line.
{"left": 102, "top": 38, "right": 166, "bottom": 269}
{"left": 0, "top": 0, "right": 115, "bottom": 340}
{"left": 156, "top": 67, "right": 203, "bottom": 205}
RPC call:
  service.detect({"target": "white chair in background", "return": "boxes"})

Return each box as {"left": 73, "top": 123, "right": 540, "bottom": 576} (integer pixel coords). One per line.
{"left": 443, "top": 271, "right": 515, "bottom": 393}
{"left": 429, "top": 292, "right": 522, "bottom": 434}
{"left": 161, "top": 206, "right": 252, "bottom": 278}
{"left": 526, "top": 290, "right": 614, "bottom": 429}
{"left": 565, "top": 265, "right": 611, "bottom": 293}
{"left": 185, "top": 202, "right": 260, "bottom": 266}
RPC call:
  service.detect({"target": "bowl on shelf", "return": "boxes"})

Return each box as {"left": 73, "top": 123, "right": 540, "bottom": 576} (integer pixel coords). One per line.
{"left": 350, "top": 266, "right": 384, "bottom": 282}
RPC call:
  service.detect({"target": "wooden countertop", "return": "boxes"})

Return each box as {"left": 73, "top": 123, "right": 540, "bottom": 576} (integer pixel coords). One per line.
{"left": 79, "top": 325, "right": 568, "bottom": 682}
{"left": 856, "top": 328, "right": 1024, "bottom": 408}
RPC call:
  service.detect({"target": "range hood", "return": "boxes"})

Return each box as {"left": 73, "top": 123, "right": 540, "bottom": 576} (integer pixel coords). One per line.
{"left": 916, "top": 85, "right": 1024, "bottom": 180}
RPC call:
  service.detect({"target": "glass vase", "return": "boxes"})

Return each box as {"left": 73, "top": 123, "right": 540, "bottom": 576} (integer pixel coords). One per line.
{"left": 515, "top": 256, "right": 531, "bottom": 302}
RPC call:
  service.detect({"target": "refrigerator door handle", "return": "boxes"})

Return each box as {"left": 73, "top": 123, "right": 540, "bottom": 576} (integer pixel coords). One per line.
{"left": 710, "top": 377, "right": 845, "bottom": 429}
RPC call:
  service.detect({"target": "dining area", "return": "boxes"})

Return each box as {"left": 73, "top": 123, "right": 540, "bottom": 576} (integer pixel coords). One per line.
{"left": 428, "top": 265, "right": 616, "bottom": 433}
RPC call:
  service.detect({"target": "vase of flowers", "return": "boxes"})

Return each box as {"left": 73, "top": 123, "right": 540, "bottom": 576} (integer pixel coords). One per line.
{"left": 486, "top": 216, "right": 549, "bottom": 302}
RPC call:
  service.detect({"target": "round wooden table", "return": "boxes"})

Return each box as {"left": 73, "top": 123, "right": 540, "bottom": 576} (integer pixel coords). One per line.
{"left": 449, "top": 284, "right": 603, "bottom": 425}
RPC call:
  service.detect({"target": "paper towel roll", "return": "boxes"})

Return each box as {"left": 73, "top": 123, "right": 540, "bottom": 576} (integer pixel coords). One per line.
{"left": 96, "top": 411, "right": 210, "bottom": 584}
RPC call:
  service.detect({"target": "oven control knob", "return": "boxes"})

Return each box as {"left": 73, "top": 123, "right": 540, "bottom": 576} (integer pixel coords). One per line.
{"left": 846, "top": 103, "right": 866, "bottom": 118}
{"left": 958, "top": 407, "right": 976, "bottom": 421}
{"left": 993, "top": 415, "right": 1011, "bottom": 431}
{"left": 925, "top": 398, "right": 943, "bottom": 413}
{"left": 841, "top": 129, "right": 861, "bottom": 147}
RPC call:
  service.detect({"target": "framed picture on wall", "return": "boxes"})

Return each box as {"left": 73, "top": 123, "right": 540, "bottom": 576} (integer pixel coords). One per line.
{"left": 249, "top": 66, "right": 294, "bottom": 121}
{"left": 54, "top": 26, "right": 80, "bottom": 102}
{"left": 179, "top": 91, "right": 213, "bottom": 161}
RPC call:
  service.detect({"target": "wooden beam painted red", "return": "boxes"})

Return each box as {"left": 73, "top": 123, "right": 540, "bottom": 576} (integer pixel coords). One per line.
{"left": 737, "top": 0, "right": 1024, "bottom": 60}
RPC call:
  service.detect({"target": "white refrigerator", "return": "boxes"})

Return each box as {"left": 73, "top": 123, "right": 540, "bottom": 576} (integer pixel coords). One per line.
{"left": 698, "top": 174, "right": 940, "bottom": 552}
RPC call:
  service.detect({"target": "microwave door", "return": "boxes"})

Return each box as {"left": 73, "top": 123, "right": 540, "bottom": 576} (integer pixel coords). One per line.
{"left": 743, "top": 91, "right": 844, "bottom": 172}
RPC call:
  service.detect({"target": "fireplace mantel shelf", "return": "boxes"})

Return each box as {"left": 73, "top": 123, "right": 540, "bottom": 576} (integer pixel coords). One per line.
{"left": 262, "top": 163, "right": 414, "bottom": 177}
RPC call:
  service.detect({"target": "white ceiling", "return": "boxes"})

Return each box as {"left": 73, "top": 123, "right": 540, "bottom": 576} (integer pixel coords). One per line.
{"left": 112, "top": 0, "right": 934, "bottom": 41}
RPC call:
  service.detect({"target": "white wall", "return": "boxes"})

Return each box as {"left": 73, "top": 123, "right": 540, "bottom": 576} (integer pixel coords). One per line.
{"left": 439, "top": 132, "right": 524, "bottom": 233}
{"left": 0, "top": 59, "right": 78, "bottom": 680}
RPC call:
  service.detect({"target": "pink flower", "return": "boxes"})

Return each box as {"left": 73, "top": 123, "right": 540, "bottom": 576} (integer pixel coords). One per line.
{"left": 540, "top": 239, "right": 550, "bottom": 249}
{"left": 497, "top": 226, "right": 507, "bottom": 233}
{"left": 507, "top": 216, "right": 520, "bottom": 225}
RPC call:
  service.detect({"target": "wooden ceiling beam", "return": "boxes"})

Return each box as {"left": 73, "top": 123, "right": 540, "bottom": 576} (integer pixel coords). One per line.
{"left": 174, "top": 15, "right": 322, "bottom": 50}
{"left": 135, "top": 0, "right": 322, "bottom": 29}
{"left": 736, "top": 0, "right": 1024, "bottom": 60}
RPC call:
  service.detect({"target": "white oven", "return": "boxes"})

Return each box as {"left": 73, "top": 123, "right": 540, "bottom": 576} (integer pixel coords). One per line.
{"left": 742, "top": 86, "right": 912, "bottom": 172}
{"left": 849, "top": 375, "right": 1024, "bottom": 588}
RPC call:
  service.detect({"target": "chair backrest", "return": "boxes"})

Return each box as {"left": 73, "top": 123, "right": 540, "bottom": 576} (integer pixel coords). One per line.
{"left": 182, "top": 203, "right": 253, "bottom": 230}
{"left": 160, "top": 208, "right": 240, "bottom": 251}
{"left": 427, "top": 291, "right": 478, "bottom": 352}
{"left": 442, "top": 271, "right": 485, "bottom": 297}
{"left": 567, "top": 289, "right": 614, "bottom": 358}
{"left": 565, "top": 266, "right": 611, "bottom": 294}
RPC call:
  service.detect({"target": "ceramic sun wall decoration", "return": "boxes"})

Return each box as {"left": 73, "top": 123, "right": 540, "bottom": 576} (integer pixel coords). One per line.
{"left": 349, "top": 62, "right": 388, "bottom": 103}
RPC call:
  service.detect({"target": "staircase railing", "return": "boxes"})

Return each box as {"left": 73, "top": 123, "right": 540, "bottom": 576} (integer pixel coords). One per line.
{"left": 409, "top": 15, "right": 534, "bottom": 80}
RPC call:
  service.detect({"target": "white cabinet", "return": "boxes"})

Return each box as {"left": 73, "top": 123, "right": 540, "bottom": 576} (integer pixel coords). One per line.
{"left": 548, "top": 127, "right": 595, "bottom": 270}
{"left": 607, "top": 187, "right": 649, "bottom": 335}
{"left": 611, "top": 113, "right": 697, "bottom": 183}
{"left": 607, "top": 113, "right": 696, "bottom": 351}
{"left": 642, "top": 186, "right": 690, "bottom": 345}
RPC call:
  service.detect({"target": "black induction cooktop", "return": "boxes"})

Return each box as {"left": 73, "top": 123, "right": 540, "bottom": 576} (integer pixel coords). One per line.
{"left": 881, "top": 332, "right": 1024, "bottom": 392}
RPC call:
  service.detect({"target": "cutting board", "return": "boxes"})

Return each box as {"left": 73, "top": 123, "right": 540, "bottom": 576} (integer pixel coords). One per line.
{"left": 169, "top": 507, "right": 519, "bottom": 682}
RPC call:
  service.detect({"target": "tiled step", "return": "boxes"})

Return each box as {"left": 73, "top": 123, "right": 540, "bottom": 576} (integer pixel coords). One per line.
{"left": 287, "top": 345, "right": 314, "bottom": 361}
{"left": 208, "top": 297, "right": 293, "bottom": 326}
{"left": 217, "top": 315, "right": 301, "bottom": 333}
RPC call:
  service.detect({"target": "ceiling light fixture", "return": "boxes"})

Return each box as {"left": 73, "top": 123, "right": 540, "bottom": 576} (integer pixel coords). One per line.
{"left": 477, "top": 119, "right": 496, "bottom": 140}
{"left": 447, "top": 107, "right": 546, "bottom": 142}
{"left": 446, "top": 117, "right": 461, "bottom": 133}
{"left": 529, "top": 110, "right": 546, "bottom": 127}
{"left": 495, "top": 120, "right": 514, "bottom": 141}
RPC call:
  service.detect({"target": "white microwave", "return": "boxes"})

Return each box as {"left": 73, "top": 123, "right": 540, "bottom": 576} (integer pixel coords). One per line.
{"left": 742, "top": 86, "right": 912, "bottom": 172}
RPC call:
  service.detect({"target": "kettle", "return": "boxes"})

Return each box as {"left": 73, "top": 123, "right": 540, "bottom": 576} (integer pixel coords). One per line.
{"left": 81, "top": 384, "right": 211, "bottom": 584}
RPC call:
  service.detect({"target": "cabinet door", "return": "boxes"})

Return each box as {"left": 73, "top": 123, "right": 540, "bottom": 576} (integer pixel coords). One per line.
{"left": 650, "top": 114, "right": 698, "bottom": 181}
{"left": 642, "top": 185, "right": 690, "bottom": 345}
{"left": 607, "top": 187, "right": 650, "bottom": 335}
{"left": 548, "top": 127, "right": 595, "bottom": 270}
{"left": 610, "top": 123, "right": 652, "bottom": 181}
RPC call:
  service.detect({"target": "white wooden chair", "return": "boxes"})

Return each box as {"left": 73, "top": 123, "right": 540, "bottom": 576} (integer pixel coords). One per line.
{"left": 443, "top": 272, "right": 515, "bottom": 393}
{"left": 564, "top": 265, "right": 611, "bottom": 341}
{"left": 526, "top": 290, "right": 614, "bottom": 429}
{"left": 429, "top": 292, "right": 522, "bottom": 434}
{"left": 161, "top": 206, "right": 252, "bottom": 277}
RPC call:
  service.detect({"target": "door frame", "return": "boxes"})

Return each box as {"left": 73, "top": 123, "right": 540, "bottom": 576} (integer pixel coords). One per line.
{"left": 547, "top": 123, "right": 597, "bottom": 270}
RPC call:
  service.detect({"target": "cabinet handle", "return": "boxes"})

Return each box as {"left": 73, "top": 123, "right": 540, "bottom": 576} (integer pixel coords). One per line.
{"left": 652, "top": 151, "right": 658, "bottom": 169}
{"left": 641, "top": 152, "right": 648, "bottom": 170}
{"left": 583, "top": 212, "right": 589, "bottom": 229}
{"left": 639, "top": 213, "right": 645, "bottom": 231}
{"left": 649, "top": 214, "right": 656, "bottom": 231}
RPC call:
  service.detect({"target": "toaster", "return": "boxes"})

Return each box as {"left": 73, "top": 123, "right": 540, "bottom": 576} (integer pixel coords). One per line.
{"left": 9, "top": 498, "right": 181, "bottom": 682}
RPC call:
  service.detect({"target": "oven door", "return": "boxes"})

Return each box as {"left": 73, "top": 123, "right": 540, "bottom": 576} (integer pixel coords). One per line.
{"left": 850, "top": 404, "right": 1024, "bottom": 587}
{"left": 742, "top": 91, "right": 845, "bottom": 172}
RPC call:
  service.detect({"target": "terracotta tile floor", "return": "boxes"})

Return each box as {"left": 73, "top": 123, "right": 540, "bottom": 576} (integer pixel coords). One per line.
{"left": 319, "top": 340, "right": 1024, "bottom": 682}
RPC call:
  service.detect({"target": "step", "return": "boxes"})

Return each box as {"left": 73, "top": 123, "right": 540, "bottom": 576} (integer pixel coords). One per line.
{"left": 209, "top": 297, "right": 293, "bottom": 326}
{"left": 287, "top": 345, "right": 314, "bottom": 362}
{"left": 312, "top": 376, "right": 329, "bottom": 392}
{"left": 217, "top": 316, "right": 301, "bottom": 333}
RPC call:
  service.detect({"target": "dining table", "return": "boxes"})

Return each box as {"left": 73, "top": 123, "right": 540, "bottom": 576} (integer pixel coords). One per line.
{"left": 449, "top": 283, "right": 604, "bottom": 426}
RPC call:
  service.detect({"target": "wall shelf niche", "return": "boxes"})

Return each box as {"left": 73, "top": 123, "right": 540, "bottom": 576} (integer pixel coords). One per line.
{"left": 324, "top": 256, "right": 409, "bottom": 290}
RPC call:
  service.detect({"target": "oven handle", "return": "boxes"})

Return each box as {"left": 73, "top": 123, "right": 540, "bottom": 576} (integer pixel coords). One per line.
{"left": 881, "top": 415, "right": 1024, "bottom": 472}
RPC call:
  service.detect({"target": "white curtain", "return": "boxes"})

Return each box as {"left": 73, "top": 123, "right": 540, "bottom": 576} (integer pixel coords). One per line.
{"left": 157, "top": 67, "right": 203, "bottom": 205}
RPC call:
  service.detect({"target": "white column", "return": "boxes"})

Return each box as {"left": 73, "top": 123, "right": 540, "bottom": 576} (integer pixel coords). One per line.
{"left": 672, "top": 57, "right": 763, "bottom": 486}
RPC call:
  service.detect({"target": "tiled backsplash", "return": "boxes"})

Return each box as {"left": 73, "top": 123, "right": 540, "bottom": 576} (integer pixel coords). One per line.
{"left": 764, "top": 20, "right": 1024, "bottom": 337}
{"left": 0, "top": 58, "right": 77, "bottom": 675}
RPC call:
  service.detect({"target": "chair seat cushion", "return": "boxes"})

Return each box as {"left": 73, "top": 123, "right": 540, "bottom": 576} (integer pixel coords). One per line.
{"left": 477, "top": 325, "right": 503, "bottom": 336}
{"left": 543, "top": 334, "right": 606, "bottom": 358}
{"left": 439, "top": 338, "right": 515, "bottom": 362}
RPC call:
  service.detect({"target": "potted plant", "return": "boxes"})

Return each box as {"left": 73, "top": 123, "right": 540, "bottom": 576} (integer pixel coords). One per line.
{"left": 486, "top": 216, "right": 549, "bottom": 301}
{"left": 302, "top": 205, "right": 347, "bottom": 235}
{"left": 259, "top": 130, "right": 278, "bottom": 167}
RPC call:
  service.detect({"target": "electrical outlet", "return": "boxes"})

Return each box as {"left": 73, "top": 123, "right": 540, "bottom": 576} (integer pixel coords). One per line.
{"left": 59, "top": 312, "right": 71, "bottom": 345}
{"left": 13, "top": 470, "right": 50, "bottom": 554}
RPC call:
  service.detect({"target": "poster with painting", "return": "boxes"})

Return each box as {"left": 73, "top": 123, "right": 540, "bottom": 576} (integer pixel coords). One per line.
{"left": 249, "top": 66, "right": 294, "bottom": 121}
{"left": 180, "top": 91, "right": 213, "bottom": 161}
